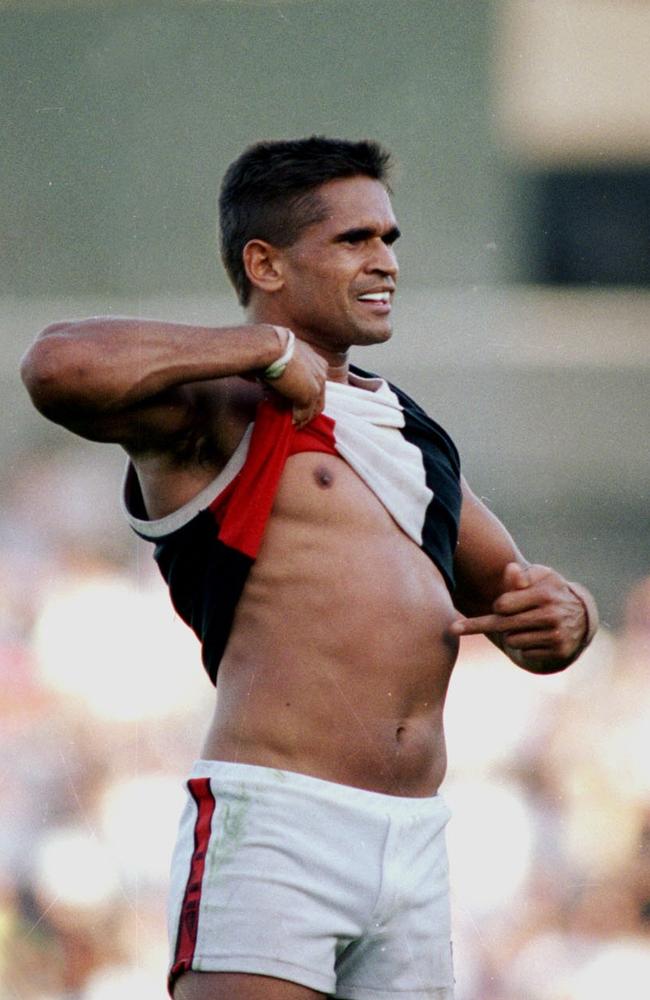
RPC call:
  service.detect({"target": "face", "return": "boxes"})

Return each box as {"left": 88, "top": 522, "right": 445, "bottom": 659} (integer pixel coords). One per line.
{"left": 275, "top": 176, "right": 400, "bottom": 352}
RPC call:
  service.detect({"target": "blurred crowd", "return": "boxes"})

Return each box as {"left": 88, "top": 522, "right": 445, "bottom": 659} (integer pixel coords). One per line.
{"left": 1, "top": 448, "right": 649, "bottom": 1000}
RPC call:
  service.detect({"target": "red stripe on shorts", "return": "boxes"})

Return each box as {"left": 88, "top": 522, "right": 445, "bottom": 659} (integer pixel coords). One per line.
{"left": 168, "top": 777, "right": 217, "bottom": 994}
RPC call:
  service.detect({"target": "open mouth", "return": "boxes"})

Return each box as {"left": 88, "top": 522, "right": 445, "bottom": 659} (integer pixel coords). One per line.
{"left": 357, "top": 291, "right": 392, "bottom": 305}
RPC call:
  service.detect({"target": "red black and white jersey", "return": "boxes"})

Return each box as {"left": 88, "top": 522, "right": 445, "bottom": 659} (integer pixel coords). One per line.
{"left": 123, "top": 368, "right": 461, "bottom": 685}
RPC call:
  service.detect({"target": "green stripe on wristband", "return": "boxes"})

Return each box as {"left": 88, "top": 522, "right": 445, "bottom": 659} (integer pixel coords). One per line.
{"left": 264, "top": 328, "right": 296, "bottom": 380}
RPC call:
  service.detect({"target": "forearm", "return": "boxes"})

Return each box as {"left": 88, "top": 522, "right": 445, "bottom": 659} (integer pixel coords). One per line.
{"left": 20, "top": 317, "right": 283, "bottom": 418}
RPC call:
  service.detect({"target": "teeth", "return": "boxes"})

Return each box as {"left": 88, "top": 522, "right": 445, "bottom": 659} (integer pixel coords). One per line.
{"left": 358, "top": 292, "right": 390, "bottom": 302}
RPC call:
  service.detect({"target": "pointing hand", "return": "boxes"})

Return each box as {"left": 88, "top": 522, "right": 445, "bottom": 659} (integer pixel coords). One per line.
{"left": 449, "top": 562, "right": 590, "bottom": 670}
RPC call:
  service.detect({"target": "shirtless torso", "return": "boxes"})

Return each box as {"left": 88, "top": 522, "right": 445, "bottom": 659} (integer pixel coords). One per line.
{"left": 132, "top": 367, "right": 459, "bottom": 796}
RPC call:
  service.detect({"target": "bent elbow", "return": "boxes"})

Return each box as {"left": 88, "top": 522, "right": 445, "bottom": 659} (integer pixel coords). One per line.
{"left": 20, "top": 326, "right": 85, "bottom": 416}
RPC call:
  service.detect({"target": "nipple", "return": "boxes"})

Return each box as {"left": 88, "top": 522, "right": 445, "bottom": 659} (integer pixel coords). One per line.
{"left": 314, "top": 465, "right": 334, "bottom": 488}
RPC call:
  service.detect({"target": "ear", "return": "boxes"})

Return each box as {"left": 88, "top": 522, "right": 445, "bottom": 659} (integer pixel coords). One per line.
{"left": 242, "top": 239, "right": 285, "bottom": 296}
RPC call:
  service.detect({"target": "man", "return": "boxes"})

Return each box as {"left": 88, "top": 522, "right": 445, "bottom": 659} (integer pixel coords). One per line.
{"left": 21, "top": 137, "right": 597, "bottom": 1000}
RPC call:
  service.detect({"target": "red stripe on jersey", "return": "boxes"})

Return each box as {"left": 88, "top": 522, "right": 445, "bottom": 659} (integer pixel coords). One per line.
{"left": 209, "top": 399, "right": 337, "bottom": 560}
{"left": 169, "top": 777, "right": 217, "bottom": 992}
{"left": 289, "top": 412, "right": 337, "bottom": 457}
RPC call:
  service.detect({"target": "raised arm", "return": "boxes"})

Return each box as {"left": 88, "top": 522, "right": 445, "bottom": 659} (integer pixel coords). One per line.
{"left": 20, "top": 317, "right": 326, "bottom": 451}
{"left": 450, "top": 477, "right": 598, "bottom": 673}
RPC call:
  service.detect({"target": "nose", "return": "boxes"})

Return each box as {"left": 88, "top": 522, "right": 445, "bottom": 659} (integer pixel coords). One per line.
{"left": 365, "top": 239, "right": 399, "bottom": 279}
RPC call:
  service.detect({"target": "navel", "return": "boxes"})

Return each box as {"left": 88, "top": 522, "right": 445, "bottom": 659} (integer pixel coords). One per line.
{"left": 314, "top": 464, "right": 334, "bottom": 488}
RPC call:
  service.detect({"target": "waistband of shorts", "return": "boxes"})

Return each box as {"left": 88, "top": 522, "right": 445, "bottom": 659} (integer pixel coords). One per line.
{"left": 189, "top": 759, "right": 450, "bottom": 819}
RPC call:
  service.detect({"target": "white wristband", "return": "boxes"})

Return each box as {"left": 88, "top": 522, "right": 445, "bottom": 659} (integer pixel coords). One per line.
{"left": 264, "top": 327, "right": 295, "bottom": 380}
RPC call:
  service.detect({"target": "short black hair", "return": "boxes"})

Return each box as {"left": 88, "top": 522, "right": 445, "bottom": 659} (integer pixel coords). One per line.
{"left": 218, "top": 136, "right": 392, "bottom": 305}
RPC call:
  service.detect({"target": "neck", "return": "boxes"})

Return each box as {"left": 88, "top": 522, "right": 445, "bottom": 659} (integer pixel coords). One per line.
{"left": 326, "top": 358, "right": 349, "bottom": 384}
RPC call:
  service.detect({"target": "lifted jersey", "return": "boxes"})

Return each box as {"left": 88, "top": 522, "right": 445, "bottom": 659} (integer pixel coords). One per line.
{"left": 123, "top": 368, "right": 461, "bottom": 685}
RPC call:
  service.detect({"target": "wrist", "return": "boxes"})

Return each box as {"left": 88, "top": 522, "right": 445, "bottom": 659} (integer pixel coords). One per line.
{"left": 566, "top": 581, "right": 599, "bottom": 651}
{"left": 263, "top": 326, "right": 295, "bottom": 380}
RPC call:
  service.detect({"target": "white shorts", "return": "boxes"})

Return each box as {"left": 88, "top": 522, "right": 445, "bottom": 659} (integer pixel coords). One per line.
{"left": 168, "top": 760, "right": 455, "bottom": 999}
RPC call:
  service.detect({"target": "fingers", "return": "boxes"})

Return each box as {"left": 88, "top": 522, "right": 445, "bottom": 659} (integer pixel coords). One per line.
{"left": 449, "top": 563, "right": 567, "bottom": 638}
{"left": 292, "top": 389, "right": 325, "bottom": 428}
{"left": 492, "top": 564, "right": 557, "bottom": 615}
{"left": 449, "top": 616, "right": 567, "bottom": 659}
{"left": 501, "top": 630, "right": 558, "bottom": 650}
{"left": 449, "top": 615, "right": 497, "bottom": 636}
{"left": 450, "top": 608, "right": 554, "bottom": 637}
{"left": 450, "top": 561, "right": 589, "bottom": 666}
{"left": 493, "top": 587, "right": 542, "bottom": 615}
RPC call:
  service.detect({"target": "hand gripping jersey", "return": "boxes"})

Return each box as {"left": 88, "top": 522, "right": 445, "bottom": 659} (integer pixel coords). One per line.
{"left": 123, "top": 368, "right": 461, "bottom": 685}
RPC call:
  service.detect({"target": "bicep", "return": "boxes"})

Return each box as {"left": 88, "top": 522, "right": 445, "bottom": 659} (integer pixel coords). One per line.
{"left": 22, "top": 329, "right": 198, "bottom": 450}
{"left": 453, "top": 476, "right": 528, "bottom": 615}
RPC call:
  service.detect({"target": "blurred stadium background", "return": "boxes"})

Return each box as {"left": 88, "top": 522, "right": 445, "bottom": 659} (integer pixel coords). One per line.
{"left": 1, "top": 2, "right": 649, "bottom": 998}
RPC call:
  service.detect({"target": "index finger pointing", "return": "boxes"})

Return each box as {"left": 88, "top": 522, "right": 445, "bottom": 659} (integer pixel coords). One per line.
{"left": 450, "top": 614, "right": 518, "bottom": 637}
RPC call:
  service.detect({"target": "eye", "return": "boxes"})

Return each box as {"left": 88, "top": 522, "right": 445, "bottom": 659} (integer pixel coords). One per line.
{"left": 335, "top": 228, "right": 373, "bottom": 247}
{"left": 382, "top": 227, "right": 401, "bottom": 246}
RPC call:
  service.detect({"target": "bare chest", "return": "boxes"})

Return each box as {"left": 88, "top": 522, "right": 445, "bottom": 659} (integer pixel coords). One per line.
{"left": 271, "top": 451, "right": 398, "bottom": 535}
